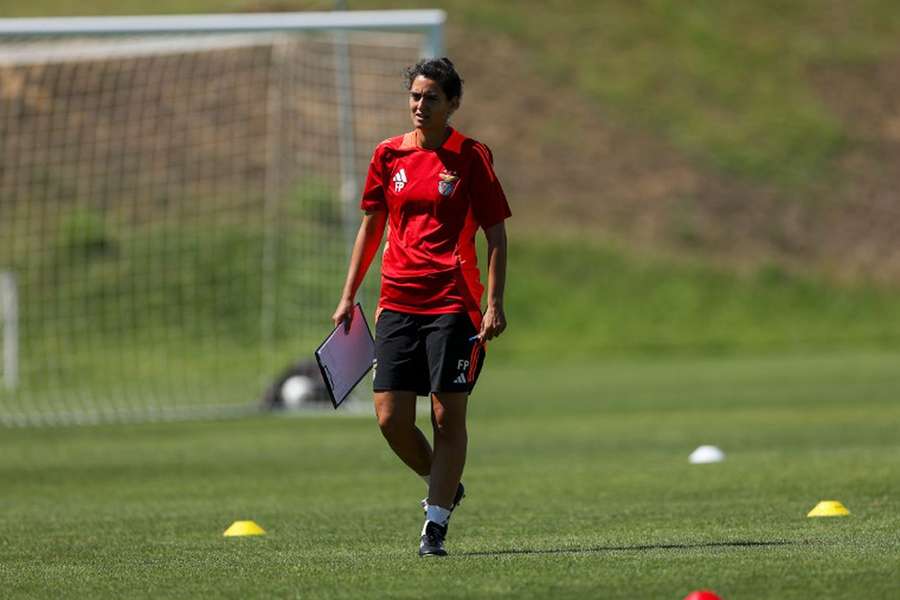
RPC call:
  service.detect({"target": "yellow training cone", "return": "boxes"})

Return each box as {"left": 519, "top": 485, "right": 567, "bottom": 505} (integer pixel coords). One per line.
{"left": 807, "top": 500, "right": 850, "bottom": 518}
{"left": 223, "top": 520, "right": 267, "bottom": 536}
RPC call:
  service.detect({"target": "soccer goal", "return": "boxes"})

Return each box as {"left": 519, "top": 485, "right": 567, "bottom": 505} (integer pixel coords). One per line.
{"left": 0, "top": 10, "right": 444, "bottom": 426}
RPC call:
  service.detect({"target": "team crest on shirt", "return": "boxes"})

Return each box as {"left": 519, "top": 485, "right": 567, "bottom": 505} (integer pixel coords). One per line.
{"left": 437, "top": 170, "right": 459, "bottom": 196}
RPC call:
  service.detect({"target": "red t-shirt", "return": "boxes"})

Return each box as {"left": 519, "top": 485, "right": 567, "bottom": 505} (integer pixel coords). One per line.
{"left": 360, "top": 127, "right": 511, "bottom": 329}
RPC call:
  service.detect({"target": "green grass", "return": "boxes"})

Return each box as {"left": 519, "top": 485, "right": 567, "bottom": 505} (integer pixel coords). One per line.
{"left": 2, "top": 353, "right": 899, "bottom": 598}
{"left": 5, "top": 231, "right": 900, "bottom": 421}
{"left": 2, "top": 7, "right": 897, "bottom": 593}
{"left": 0, "top": 218, "right": 342, "bottom": 418}
{"left": 496, "top": 234, "right": 900, "bottom": 362}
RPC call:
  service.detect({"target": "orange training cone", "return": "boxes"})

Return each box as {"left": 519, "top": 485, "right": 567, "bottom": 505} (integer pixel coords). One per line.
{"left": 684, "top": 591, "right": 722, "bottom": 600}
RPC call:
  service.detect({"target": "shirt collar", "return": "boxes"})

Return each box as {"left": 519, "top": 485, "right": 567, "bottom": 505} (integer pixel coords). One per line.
{"left": 442, "top": 127, "right": 464, "bottom": 153}
{"left": 400, "top": 127, "right": 464, "bottom": 153}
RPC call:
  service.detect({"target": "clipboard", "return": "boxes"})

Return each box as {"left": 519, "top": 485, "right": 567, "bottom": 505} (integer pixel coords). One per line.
{"left": 314, "top": 303, "right": 375, "bottom": 409}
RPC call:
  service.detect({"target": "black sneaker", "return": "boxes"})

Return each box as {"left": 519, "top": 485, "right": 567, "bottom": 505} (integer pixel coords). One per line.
{"left": 451, "top": 481, "right": 466, "bottom": 510}
{"left": 418, "top": 520, "right": 448, "bottom": 557}
{"left": 420, "top": 482, "right": 466, "bottom": 513}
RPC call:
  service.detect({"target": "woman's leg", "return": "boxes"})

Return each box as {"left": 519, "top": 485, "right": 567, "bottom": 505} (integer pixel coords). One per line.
{"left": 374, "top": 390, "right": 433, "bottom": 476}
{"left": 428, "top": 392, "right": 468, "bottom": 508}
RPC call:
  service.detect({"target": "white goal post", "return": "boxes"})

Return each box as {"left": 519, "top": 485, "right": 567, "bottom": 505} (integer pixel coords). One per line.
{"left": 0, "top": 10, "right": 445, "bottom": 426}
{"left": 0, "top": 11, "right": 445, "bottom": 49}
{"left": 0, "top": 271, "right": 17, "bottom": 392}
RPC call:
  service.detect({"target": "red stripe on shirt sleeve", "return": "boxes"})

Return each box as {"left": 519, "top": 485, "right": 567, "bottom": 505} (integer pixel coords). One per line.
{"left": 360, "top": 144, "right": 388, "bottom": 212}
{"left": 468, "top": 141, "right": 511, "bottom": 228}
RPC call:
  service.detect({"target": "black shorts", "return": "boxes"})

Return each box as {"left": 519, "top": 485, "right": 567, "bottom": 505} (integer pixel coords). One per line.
{"left": 373, "top": 309, "right": 486, "bottom": 397}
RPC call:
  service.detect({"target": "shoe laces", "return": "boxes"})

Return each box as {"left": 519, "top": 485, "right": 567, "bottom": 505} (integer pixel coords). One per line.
{"left": 423, "top": 522, "right": 446, "bottom": 545}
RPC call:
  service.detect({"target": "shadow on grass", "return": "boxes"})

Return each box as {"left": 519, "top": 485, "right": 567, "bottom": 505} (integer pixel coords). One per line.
{"left": 461, "top": 540, "right": 798, "bottom": 557}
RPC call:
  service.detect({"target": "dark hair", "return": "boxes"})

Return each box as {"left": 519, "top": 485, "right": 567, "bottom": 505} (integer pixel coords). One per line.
{"left": 404, "top": 57, "right": 463, "bottom": 101}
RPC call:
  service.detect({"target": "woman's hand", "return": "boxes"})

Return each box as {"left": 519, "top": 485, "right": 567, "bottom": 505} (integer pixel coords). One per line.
{"left": 332, "top": 298, "right": 355, "bottom": 331}
{"left": 479, "top": 221, "right": 507, "bottom": 343}
{"left": 332, "top": 210, "right": 387, "bottom": 332}
{"left": 478, "top": 304, "right": 507, "bottom": 341}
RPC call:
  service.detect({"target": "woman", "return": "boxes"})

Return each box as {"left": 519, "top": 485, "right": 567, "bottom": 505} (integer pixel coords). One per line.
{"left": 332, "top": 57, "right": 510, "bottom": 557}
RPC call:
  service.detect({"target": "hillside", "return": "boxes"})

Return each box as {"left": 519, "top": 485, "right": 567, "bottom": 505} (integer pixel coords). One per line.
{"left": 436, "top": 1, "right": 900, "bottom": 282}
{"left": 4, "top": 1, "right": 900, "bottom": 280}
{"left": 3, "top": 1, "right": 900, "bottom": 366}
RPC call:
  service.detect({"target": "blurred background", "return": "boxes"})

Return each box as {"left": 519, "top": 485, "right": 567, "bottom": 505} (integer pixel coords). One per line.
{"left": 2, "top": 1, "right": 900, "bottom": 423}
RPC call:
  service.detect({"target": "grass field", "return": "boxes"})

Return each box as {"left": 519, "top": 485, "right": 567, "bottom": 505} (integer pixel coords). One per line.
{"left": 7, "top": 229, "right": 900, "bottom": 423}
{"left": 2, "top": 4, "right": 899, "bottom": 597}
{"left": 3, "top": 352, "right": 899, "bottom": 599}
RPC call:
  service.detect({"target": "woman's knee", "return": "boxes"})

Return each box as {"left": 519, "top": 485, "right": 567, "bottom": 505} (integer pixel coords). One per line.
{"left": 377, "top": 409, "right": 411, "bottom": 436}
{"left": 374, "top": 392, "right": 416, "bottom": 437}
{"left": 431, "top": 394, "right": 468, "bottom": 441}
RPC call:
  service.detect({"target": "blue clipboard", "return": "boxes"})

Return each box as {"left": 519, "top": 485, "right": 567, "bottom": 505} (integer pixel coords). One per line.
{"left": 314, "top": 303, "right": 375, "bottom": 409}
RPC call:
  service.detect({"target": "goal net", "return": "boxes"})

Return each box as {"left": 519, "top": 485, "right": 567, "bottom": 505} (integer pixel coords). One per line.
{"left": 0, "top": 11, "right": 444, "bottom": 425}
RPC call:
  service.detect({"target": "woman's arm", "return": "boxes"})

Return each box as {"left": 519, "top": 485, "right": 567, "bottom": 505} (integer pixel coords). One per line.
{"left": 332, "top": 210, "right": 388, "bottom": 328}
{"left": 479, "top": 220, "right": 508, "bottom": 341}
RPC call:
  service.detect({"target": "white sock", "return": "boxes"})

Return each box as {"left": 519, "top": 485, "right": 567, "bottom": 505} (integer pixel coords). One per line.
{"left": 425, "top": 504, "right": 451, "bottom": 528}
{"left": 421, "top": 474, "right": 431, "bottom": 487}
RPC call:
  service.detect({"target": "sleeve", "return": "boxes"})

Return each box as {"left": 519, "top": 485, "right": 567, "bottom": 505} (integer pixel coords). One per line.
{"left": 360, "top": 145, "right": 388, "bottom": 212}
{"left": 468, "top": 142, "right": 512, "bottom": 229}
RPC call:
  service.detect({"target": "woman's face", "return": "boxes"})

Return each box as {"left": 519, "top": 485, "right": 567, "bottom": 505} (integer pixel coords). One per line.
{"left": 409, "top": 75, "right": 459, "bottom": 132}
